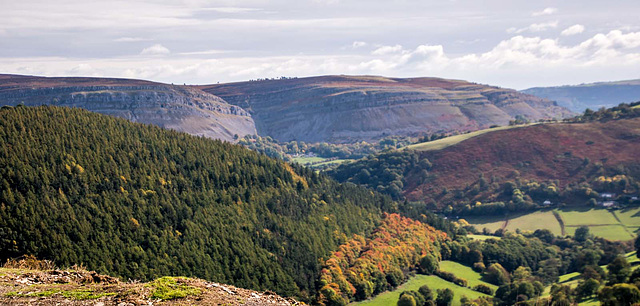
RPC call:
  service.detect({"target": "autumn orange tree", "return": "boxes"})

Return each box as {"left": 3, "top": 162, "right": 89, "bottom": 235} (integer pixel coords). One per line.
{"left": 316, "top": 213, "right": 448, "bottom": 305}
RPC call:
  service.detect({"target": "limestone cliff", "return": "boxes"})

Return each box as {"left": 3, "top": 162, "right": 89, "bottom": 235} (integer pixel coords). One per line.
{"left": 0, "top": 74, "right": 256, "bottom": 142}
{"left": 200, "top": 75, "right": 572, "bottom": 143}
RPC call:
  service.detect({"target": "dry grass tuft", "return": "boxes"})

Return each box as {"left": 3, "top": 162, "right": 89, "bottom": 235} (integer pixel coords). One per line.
{"left": 3, "top": 255, "right": 56, "bottom": 270}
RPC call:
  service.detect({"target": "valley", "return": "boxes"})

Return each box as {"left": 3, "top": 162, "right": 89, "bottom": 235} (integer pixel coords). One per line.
{"left": 0, "top": 81, "right": 638, "bottom": 306}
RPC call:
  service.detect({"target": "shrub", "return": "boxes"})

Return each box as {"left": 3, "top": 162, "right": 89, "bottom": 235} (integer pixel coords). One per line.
{"left": 472, "top": 262, "right": 485, "bottom": 272}
{"left": 436, "top": 270, "right": 468, "bottom": 287}
{"left": 473, "top": 284, "right": 494, "bottom": 295}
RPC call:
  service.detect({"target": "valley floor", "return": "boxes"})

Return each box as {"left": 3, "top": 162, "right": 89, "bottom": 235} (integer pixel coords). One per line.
{"left": 351, "top": 261, "right": 493, "bottom": 306}
{"left": 466, "top": 207, "right": 640, "bottom": 240}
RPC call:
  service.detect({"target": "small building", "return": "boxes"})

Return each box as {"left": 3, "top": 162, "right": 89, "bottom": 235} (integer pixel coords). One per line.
{"left": 601, "top": 193, "right": 616, "bottom": 199}
{"left": 602, "top": 201, "right": 617, "bottom": 208}
{"left": 542, "top": 200, "right": 552, "bottom": 206}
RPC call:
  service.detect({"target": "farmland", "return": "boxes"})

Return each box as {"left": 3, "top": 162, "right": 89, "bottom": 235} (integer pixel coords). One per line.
{"left": 352, "top": 261, "right": 493, "bottom": 306}
{"left": 352, "top": 273, "right": 490, "bottom": 306}
{"left": 467, "top": 207, "right": 640, "bottom": 240}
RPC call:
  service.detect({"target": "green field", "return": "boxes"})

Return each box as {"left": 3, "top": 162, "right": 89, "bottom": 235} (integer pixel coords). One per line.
{"left": 565, "top": 224, "right": 634, "bottom": 241}
{"left": 559, "top": 208, "right": 619, "bottom": 226}
{"left": 439, "top": 261, "right": 497, "bottom": 290}
{"left": 613, "top": 207, "right": 640, "bottom": 227}
{"left": 467, "top": 234, "right": 500, "bottom": 241}
{"left": 290, "top": 156, "right": 352, "bottom": 168}
{"left": 463, "top": 215, "right": 506, "bottom": 233}
{"left": 291, "top": 156, "right": 326, "bottom": 164}
{"left": 352, "top": 274, "right": 489, "bottom": 306}
{"left": 505, "top": 211, "right": 562, "bottom": 235}
{"left": 405, "top": 124, "right": 537, "bottom": 152}
{"left": 467, "top": 208, "right": 640, "bottom": 241}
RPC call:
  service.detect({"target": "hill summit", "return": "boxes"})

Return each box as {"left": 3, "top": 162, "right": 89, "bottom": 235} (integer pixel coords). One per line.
{"left": 200, "top": 75, "right": 572, "bottom": 143}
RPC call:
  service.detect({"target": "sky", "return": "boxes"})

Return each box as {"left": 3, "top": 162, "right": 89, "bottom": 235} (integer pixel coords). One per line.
{"left": 1, "top": 0, "right": 640, "bottom": 89}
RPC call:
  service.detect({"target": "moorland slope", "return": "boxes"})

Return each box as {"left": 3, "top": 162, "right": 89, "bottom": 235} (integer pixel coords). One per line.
{"left": 200, "top": 75, "right": 571, "bottom": 143}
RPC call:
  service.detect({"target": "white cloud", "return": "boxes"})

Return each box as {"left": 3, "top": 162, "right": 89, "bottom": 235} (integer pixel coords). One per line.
{"left": 179, "top": 49, "right": 227, "bottom": 56}
{"left": 532, "top": 7, "right": 558, "bottom": 17}
{"left": 371, "top": 44, "right": 403, "bottom": 55}
{"left": 140, "top": 44, "right": 170, "bottom": 55}
{"left": 202, "top": 7, "right": 261, "bottom": 13}
{"left": 561, "top": 24, "right": 585, "bottom": 36}
{"left": 114, "top": 37, "right": 151, "bottom": 42}
{"left": 507, "top": 21, "right": 558, "bottom": 34}
{"left": 352, "top": 41, "right": 367, "bottom": 48}
{"left": 2, "top": 29, "right": 640, "bottom": 90}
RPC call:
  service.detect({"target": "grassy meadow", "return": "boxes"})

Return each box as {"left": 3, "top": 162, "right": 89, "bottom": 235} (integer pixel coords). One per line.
{"left": 467, "top": 207, "right": 640, "bottom": 241}
{"left": 352, "top": 261, "right": 492, "bottom": 306}
{"left": 405, "top": 124, "right": 537, "bottom": 152}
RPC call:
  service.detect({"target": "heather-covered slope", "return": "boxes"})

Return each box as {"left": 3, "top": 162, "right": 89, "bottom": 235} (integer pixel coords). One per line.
{"left": 523, "top": 79, "right": 640, "bottom": 112}
{"left": 0, "top": 106, "right": 393, "bottom": 299}
{"left": 0, "top": 74, "right": 256, "bottom": 142}
{"left": 200, "top": 75, "right": 572, "bottom": 143}
{"left": 330, "top": 107, "right": 640, "bottom": 212}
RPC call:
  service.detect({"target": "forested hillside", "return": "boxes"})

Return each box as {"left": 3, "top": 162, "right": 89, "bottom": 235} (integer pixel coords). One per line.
{"left": 0, "top": 105, "right": 395, "bottom": 300}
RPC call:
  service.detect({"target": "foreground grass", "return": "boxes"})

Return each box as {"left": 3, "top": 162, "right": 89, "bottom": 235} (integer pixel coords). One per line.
{"left": 148, "top": 277, "right": 202, "bottom": 301}
{"left": 405, "top": 124, "right": 537, "bottom": 152}
{"left": 352, "top": 274, "right": 489, "bottom": 306}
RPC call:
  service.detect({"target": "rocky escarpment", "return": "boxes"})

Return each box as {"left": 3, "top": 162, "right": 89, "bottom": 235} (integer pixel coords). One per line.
{"left": 200, "top": 75, "right": 572, "bottom": 143}
{"left": 522, "top": 79, "right": 640, "bottom": 112}
{"left": 0, "top": 74, "right": 256, "bottom": 142}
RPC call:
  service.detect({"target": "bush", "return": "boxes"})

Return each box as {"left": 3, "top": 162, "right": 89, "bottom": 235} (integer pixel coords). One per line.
{"left": 419, "top": 284, "right": 434, "bottom": 301}
{"left": 436, "top": 288, "right": 454, "bottom": 306}
{"left": 399, "top": 291, "right": 424, "bottom": 306}
{"left": 473, "top": 284, "right": 494, "bottom": 295}
{"left": 483, "top": 263, "right": 510, "bottom": 286}
{"left": 420, "top": 254, "right": 439, "bottom": 275}
{"left": 436, "top": 270, "right": 468, "bottom": 287}
{"left": 472, "top": 262, "right": 486, "bottom": 272}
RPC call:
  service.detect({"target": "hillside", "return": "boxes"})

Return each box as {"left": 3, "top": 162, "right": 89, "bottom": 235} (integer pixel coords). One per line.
{"left": 199, "top": 75, "right": 572, "bottom": 143}
{"left": 0, "top": 257, "right": 301, "bottom": 305}
{"left": 523, "top": 79, "right": 640, "bottom": 112}
{"left": 330, "top": 111, "right": 640, "bottom": 213}
{"left": 0, "top": 74, "right": 256, "bottom": 142}
{"left": 0, "top": 105, "right": 395, "bottom": 299}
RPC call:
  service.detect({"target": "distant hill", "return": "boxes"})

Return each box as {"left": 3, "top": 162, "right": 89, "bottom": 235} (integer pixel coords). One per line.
{"left": 522, "top": 79, "right": 640, "bottom": 112}
{"left": 0, "top": 74, "right": 256, "bottom": 142}
{"left": 0, "top": 105, "right": 393, "bottom": 299}
{"left": 199, "top": 75, "right": 572, "bottom": 143}
{"left": 330, "top": 106, "right": 640, "bottom": 214}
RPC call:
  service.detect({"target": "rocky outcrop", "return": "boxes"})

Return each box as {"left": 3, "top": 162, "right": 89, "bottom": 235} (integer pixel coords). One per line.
{"left": 200, "top": 75, "right": 572, "bottom": 143}
{"left": 0, "top": 74, "right": 256, "bottom": 142}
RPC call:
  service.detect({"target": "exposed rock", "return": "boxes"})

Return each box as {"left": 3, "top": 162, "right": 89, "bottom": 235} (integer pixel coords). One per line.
{"left": 0, "top": 74, "right": 256, "bottom": 142}
{"left": 0, "top": 268, "right": 304, "bottom": 305}
{"left": 200, "top": 75, "right": 573, "bottom": 143}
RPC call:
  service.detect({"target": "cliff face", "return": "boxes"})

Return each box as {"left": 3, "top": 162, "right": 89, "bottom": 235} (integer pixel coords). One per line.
{"left": 0, "top": 74, "right": 256, "bottom": 142}
{"left": 522, "top": 79, "right": 640, "bottom": 112}
{"left": 200, "top": 75, "right": 572, "bottom": 143}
